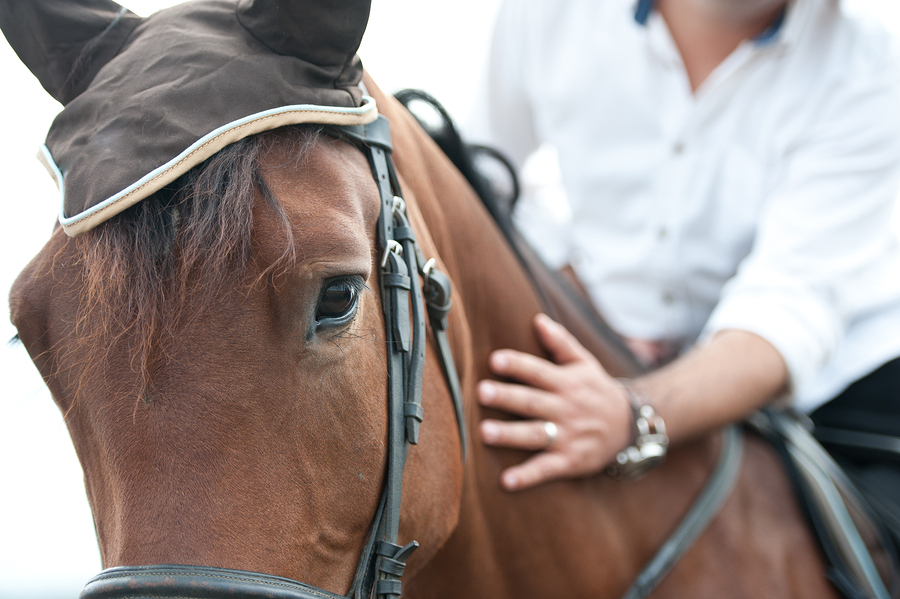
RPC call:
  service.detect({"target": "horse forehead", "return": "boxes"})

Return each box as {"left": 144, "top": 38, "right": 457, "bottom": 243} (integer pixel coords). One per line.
{"left": 262, "top": 135, "right": 380, "bottom": 226}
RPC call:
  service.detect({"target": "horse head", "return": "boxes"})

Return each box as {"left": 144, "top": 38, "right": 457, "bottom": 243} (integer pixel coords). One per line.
{"left": 6, "top": 0, "right": 469, "bottom": 596}
{"left": 12, "top": 117, "right": 470, "bottom": 595}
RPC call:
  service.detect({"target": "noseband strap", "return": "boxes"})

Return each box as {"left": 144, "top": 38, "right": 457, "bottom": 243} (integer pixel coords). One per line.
{"left": 80, "top": 115, "right": 467, "bottom": 599}
{"left": 81, "top": 565, "right": 348, "bottom": 599}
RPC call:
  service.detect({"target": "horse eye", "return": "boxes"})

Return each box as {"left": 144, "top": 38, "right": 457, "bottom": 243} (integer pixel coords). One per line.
{"left": 316, "top": 279, "right": 361, "bottom": 323}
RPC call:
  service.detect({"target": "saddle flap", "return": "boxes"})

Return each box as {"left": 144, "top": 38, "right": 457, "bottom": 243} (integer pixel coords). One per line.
{"left": 750, "top": 410, "right": 900, "bottom": 599}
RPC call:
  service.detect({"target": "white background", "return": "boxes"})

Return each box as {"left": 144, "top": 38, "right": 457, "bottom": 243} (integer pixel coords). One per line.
{"left": 0, "top": 1, "right": 898, "bottom": 597}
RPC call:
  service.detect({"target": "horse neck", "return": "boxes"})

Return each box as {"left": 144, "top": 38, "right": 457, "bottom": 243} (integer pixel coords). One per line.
{"left": 376, "top": 84, "right": 749, "bottom": 598}
{"left": 371, "top": 90, "right": 666, "bottom": 597}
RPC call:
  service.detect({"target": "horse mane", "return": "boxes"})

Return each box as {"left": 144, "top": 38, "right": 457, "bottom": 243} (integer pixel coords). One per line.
{"left": 71, "top": 126, "right": 321, "bottom": 402}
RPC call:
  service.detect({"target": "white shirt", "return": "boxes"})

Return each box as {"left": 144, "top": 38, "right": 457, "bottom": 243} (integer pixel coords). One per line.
{"left": 468, "top": 0, "right": 900, "bottom": 411}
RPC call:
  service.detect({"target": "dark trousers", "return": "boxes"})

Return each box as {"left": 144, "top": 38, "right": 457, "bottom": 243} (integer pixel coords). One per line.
{"left": 811, "top": 357, "right": 900, "bottom": 537}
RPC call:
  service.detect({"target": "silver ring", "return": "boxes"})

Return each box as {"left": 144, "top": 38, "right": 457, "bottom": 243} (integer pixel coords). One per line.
{"left": 543, "top": 421, "right": 559, "bottom": 448}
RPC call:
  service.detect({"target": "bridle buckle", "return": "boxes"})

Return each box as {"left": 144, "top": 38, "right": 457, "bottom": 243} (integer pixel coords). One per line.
{"left": 381, "top": 239, "right": 403, "bottom": 269}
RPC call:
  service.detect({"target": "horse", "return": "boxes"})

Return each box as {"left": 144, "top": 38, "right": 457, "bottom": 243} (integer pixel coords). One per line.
{"left": 7, "top": 61, "right": 844, "bottom": 596}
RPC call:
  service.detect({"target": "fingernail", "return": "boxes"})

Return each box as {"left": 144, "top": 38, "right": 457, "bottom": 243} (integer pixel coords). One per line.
{"left": 478, "top": 381, "right": 497, "bottom": 404}
{"left": 503, "top": 472, "right": 518, "bottom": 490}
{"left": 537, "top": 313, "right": 557, "bottom": 330}
{"left": 491, "top": 352, "right": 508, "bottom": 370}
{"left": 482, "top": 421, "right": 500, "bottom": 443}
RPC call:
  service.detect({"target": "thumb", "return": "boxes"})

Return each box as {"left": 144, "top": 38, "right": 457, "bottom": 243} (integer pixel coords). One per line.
{"left": 533, "top": 313, "right": 595, "bottom": 366}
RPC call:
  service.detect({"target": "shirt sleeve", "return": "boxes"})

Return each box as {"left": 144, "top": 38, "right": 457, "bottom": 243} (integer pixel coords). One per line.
{"left": 703, "top": 51, "right": 900, "bottom": 393}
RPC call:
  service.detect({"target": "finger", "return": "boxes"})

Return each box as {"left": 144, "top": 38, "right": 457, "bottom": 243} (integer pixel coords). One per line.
{"left": 488, "top": 349, "right": 568, "bottom": 391}
{"left": 500, "top": 451, "right": 572, "bottom": 491}
{"left": 533, "top": 313, "right": 596, "bottom": 366}
{"left": 480, "top": 418, "right": 559, "bottom": 451}
{"left": 477, "top": 380, "right": 564, "bottom": 419}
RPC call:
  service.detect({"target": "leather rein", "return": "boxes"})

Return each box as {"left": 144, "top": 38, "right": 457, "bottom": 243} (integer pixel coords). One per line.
{"left": 79, "top": 116, "right": 468, "bottom": 599}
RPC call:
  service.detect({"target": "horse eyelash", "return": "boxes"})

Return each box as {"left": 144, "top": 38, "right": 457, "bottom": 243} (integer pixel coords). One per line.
{"left": 346, "top": 277, "right": 368, "bottom": 294}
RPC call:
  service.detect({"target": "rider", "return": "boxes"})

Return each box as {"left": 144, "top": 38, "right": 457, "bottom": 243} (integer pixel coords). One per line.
{"left": 467, "top": 0, "right": 900, "bottom": 519}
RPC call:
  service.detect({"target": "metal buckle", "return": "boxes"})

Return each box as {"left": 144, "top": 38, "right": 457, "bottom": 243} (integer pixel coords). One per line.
{"left": 391, "top": 195, "right": 407, "bottom": 217}
{"left": 421, "top": 257, "right": 436, "bottom": 278}
{"left": 380, "top": 239, "right": 403, "bottom": 269}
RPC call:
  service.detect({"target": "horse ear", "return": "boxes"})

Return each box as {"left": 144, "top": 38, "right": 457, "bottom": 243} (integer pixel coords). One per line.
{"left": 237, "top": 0, "right": 371, "bottom": 67}
{"left": 0, "top": 0, "right": 143, "bottom": 104}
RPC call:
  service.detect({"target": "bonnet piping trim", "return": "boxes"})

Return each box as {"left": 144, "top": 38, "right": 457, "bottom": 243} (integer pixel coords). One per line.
{"left": 44, "top": 95, "right": 378, "bottom": 236}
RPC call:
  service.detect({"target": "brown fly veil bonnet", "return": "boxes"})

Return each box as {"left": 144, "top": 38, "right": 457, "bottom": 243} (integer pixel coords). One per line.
{"left": 0, "top": 0, "right": 377, "bottom": 236}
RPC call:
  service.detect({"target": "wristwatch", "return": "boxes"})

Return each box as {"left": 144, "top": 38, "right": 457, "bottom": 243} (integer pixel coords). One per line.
{"left": 606, "top": 380, "right": 669, "bottom": 480}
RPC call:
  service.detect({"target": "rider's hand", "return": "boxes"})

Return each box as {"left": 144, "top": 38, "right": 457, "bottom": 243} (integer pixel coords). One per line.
{"left": 477, "top": 313, "right": 633, "bottom": 491}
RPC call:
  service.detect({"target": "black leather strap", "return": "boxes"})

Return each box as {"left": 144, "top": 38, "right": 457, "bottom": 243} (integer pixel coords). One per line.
{"left": 364, "top": 127, "right": 417, "bottom": 599}
{"left": 81, "top": 565, "right": 347, "bottom": 599}
{"left": 423, "top": 267, "right": 467, "bottom": 460}
{"left": 815, "top": 427, "right": 900, "bottom": 462}
{"left": 344, "top": 117, "right": 463, "bottom": 598}
{"left": 335, "top": 117, "right": 394, "bottom": 153}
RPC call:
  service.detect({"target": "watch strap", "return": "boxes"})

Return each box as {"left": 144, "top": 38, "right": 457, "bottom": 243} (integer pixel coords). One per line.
{"left": 607, "top": 379, "right": 669, "bottom": 479}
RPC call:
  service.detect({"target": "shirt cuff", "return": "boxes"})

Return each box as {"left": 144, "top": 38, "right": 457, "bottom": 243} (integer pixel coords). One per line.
{"left": 701, "top": 286, "right": 842, "bottom": 394}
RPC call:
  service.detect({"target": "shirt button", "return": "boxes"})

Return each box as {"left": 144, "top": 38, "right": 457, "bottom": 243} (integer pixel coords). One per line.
{"left": 672, "top": 142, "right": 684, "bottom": 155}
{"left": 657, "top": 227, "right": 668, "bottom": 240}
{"left": 662, "top": 292, "right": 675, "bottom": 305}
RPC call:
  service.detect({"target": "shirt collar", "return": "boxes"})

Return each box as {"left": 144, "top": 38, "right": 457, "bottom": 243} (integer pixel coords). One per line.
{"left": 634, "top": 0, "right": 653, "bottom": 25}
{"left": 633, "top": 0, "right": 790, "bottom": 45}
{"left": 754, "top": 5, "right": 788, "bottom": 44}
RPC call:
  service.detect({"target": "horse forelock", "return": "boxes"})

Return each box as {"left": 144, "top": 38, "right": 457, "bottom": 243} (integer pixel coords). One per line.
{"left": 71, "top": 126, "right": 323, "bottom": 403}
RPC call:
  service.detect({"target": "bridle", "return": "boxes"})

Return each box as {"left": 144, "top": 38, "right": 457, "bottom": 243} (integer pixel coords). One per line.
{"left": 79, "top": 115, "right": 467, "bottom": 599}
